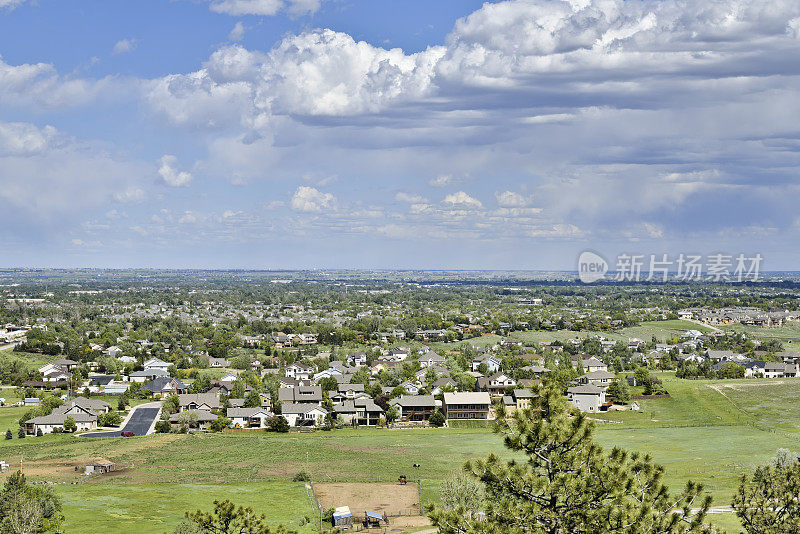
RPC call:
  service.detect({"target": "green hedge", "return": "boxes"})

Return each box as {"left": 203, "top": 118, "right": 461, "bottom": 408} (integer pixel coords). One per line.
{"left": 447, "top": 420, "right": 491, "bottom": 429}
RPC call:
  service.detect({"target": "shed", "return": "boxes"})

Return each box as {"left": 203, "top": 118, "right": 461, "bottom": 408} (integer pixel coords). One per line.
{"left": 85, "top": 461, "right": 116, "bottom": 475}
{"left": 364, "top": 510, "right": 385, "bottom": 527}
{"left": 332, "top": 506, "right": 353, "bottom": 527}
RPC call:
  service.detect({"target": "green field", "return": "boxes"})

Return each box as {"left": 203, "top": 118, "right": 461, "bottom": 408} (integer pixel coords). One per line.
{"left": 618, "top": 319, "right": 715, "bottom": 342}
{"left": 721, "top": 323, "right": 800, "bottom": 344}
{"left": 508, "top": 330, "right": 628, "bottom": 344}
{"left": 2, "top": 375, "right": 800, "bottom": 532}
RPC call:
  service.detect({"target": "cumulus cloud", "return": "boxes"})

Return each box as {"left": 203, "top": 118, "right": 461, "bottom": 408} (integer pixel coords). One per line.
{"left": 0, "top": 56, "right": 124, "bottom": 110}
{"left": 207, "top": 0, "right": 324, "bottom": 17}
{"left": 495, "top": 190, "right": 533, "bottom": 208}
{"left": 112, "top": 39, "right": 138, "bottom": 55}
{"left": 429, "top": 174, "right": 457, "bottom": 187}
{"left": 0, "top": 122, "right": 59, "bottom": 156}
{"left": 443, "top": 191, "right": 482, "bottom": 208}
{"left": 157, "top": 155, "right": 193, "bottom": 187}
{"left": 291, "top": 186, "right": 335, "bottom": 212}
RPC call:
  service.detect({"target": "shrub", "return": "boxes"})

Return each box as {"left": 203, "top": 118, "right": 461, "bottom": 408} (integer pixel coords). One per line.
{"left": 429, "top": 409, "right": 445, "bottom": 427}
{"left": 155, "top": 420, "right": 172, "bottom": 433}
{"left": 17, "top": 427, "right": 25, "bottom": 439}
{"left": 5, "top": 429, "right": 11, "bottom": 440}
{"left": 292, "top": 471, "right": 311, "bottom": 482}
{"left": 36, "top": 428, "right": 43, "bottom": 437}
{"left": 267, "top": 415, "right": 290, "bottom": 433}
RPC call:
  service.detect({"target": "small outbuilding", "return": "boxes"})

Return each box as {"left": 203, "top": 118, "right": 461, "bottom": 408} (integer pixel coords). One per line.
{"left": 85, "top": 460, "right": 116, "bottom": 475}
{"left": 332, "top": 506, "right": 353, "bottom": 528}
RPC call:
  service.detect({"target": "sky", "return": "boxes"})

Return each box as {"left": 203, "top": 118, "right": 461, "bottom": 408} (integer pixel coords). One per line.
{"left": 2, "top": 0, "right": 800, "bottom": 270}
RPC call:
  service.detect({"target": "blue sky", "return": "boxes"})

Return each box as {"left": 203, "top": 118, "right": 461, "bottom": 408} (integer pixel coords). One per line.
{"left": 2, "top": 0, "right": 800, "bottom": 270}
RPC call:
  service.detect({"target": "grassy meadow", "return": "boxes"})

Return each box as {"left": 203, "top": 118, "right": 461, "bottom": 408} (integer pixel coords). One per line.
{"left": 0, "top": 373, "right": 798, "bottom": 531}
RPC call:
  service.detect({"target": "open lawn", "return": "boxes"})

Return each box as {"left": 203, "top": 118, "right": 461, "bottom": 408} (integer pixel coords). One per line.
{"left": 2, "top": 375, "right": 800, "bottom": 532}
{"left": 54, "top": 482, "right": 316, "bottom": 534}
{"left": 721, "top": 323, "right": 800, "bottom": 344}
{"left": 508, "top": 330, "right": 628, "bottom": 344}
{"left": 618, "top": 320, "right": 715, "bottom": 342}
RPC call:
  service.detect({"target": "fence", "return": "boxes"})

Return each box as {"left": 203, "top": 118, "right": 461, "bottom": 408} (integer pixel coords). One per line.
{"left": 305, "top": 483, "right": 322, "bottom": 532}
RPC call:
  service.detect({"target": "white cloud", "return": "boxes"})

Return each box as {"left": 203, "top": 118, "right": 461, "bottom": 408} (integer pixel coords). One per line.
{"left": 0, "top": 0, "right": 27, "bottom": 10}
{"left": 157, "top": 155, "right": 193, "bottom": 187}
{"left": 429, "top": 174, "right": 456, "bottom": 187}
{"left": 228, "top": 22, "right": 246, "bottom": 41}
{"left": 291, "top": 186, "right": 335, "bottom": 212}
{"left": 395, "top": 192, "right": 427, "bottom": 204}
{"left": 207, "top": 0, "right": 325, "bottom": 17}
{"left": 112, "top": 39, "right": 138, "bottom": 55}
{"left": 113, "top": 188, "right": 146, "bottom": 203}
{"left": 443, "top": 191, "right": 482, "bottom": 208}
{"left": 495, "top": 190, "right": 533, "bottom": 208}
{"left": 0, "top": 122, "right": 59, "bottom": 156}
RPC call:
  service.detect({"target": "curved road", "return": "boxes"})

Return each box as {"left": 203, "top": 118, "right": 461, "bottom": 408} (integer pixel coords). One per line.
{"left": 81, "top": 403, "right": 161, "bottom": 438}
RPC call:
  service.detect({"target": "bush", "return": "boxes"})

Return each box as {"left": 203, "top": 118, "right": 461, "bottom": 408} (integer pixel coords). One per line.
{"left": 429, "top": 409, "right": 445, "bottom": 427}
{"left": 292, "top": 471, "right": 311, "bottom": 482}
{"left": 155, "top": 420, "right": 172, "bottom": 433}
{"left": 267, "top": 415, "right": 290, "bottom": 433}
{"left": 36, "top": 428, "right": 43, "bottom": 437}
{"left": 5, "top": 429, "right": 11, "bottom": 440}
{"left": 17, "top": 427, "right": 25, "bottom": 439}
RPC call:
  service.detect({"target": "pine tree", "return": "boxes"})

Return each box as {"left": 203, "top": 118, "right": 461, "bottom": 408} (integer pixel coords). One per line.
{"left": 429, "top": 383, "right": 718, "bottom": 534}
{"left": 732, "top": 450, "right": 800, "bottom": 533}
{"left": 4, "top": 429, "right": 11, "bottom": 440}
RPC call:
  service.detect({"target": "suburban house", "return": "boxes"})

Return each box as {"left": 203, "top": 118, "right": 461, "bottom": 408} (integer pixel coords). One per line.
{"left": 280, "top": 403, "right": 328, "bottom": 427}
{"left": 25, "top": 406, "right": 97, "bottom": 435}
{"left": 144, "top": 377, "right": 187, "bottom": 397}
{"left": 62, "top": 397, "right": 110, "bottom": 415}
{"left": 419, "top": 351, "right": 446, "bottom": 368}
{"left": 389, "top": 395, "right": 437, "bottom": 422}
{"left": 208, "top": 357, "right": 231, "bottom": 368}
{"left": 567, "top": 384, "right": 606, "bottom": 412}
{"left": 314, "top": 368, "right": 343, "bottom": 382}
{"left": 39, "top": 359, "right": 78, "bottom": 375}
{"left": 334, "top": 399, "right": 384, "bottom": 426}
{"left": 285, "top": 363, "right": 314, "bottom": 380}
{"left": 442, "top": 392, "right": 491, "bottom": 421}
{"left": 129, "top": 369, "right": 169, "bottom": 383}
{"left": 502, "top": 388, "right": 533, "bottom": 412}
{"left": 277, "top": 385, "right": 323, "bottom": 405}
{"left": 582, "top": 357, "right": 607, "bottom": 373}
{"left": 398, "top": 381, "right": 420, "bottom": 395}
{"left": 347, "top": 352, "right": 367, "bottom": 366}
{"left": 143, "top": 358, "right": 172, "bottom": 373}
{"left": 484, "top": 372, "right": 516, "bottom": 395}
{"left": 178, "top": 393, "right": 220, "bottom": 412}
{"left": 471, "top": 355, "right": 501, "bottom": 373}
{"left": 227, "top": 407, "right": 272, "bottom": 429}
{"left": 578, "top": 370, "right": 616, "bottom": 388}
{"left": 431, "top": 377, "right": 457, "bottom": 395}
{"left": 764, "top": 362, "right": 799, "bottom": 378}
{"left": 103, "top": 346, "right": 123, "bottom": 358}
{"left": 169, "top": 409, "right": 217, "bottom": 429}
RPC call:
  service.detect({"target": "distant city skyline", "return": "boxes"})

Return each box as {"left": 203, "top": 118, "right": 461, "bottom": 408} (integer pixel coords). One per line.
{"left": 2, "top": 0, "right": 800, "bottom": 269}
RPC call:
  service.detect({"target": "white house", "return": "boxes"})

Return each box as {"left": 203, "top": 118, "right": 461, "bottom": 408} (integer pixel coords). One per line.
{"left": 567, "top": 384, "right": 606, "bottom": 412}
{"left": 280, "top": 403, "right": 327, "bottom": 427}
{"left": 285, "top": 363, "right": 313, "bottom": 380}
{"left": 143, "top": 358, "right": 171, "bottom": 372}
{"left": 471, "top": 355, "right": 501, "bottom": 373}
{"left": 227, "top": 407, "right": 272, "bottom": 429}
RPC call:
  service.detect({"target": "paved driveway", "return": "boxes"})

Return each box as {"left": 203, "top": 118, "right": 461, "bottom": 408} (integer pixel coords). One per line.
{"left": 81, "top": 404, "right": 161, "bottom": 438}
